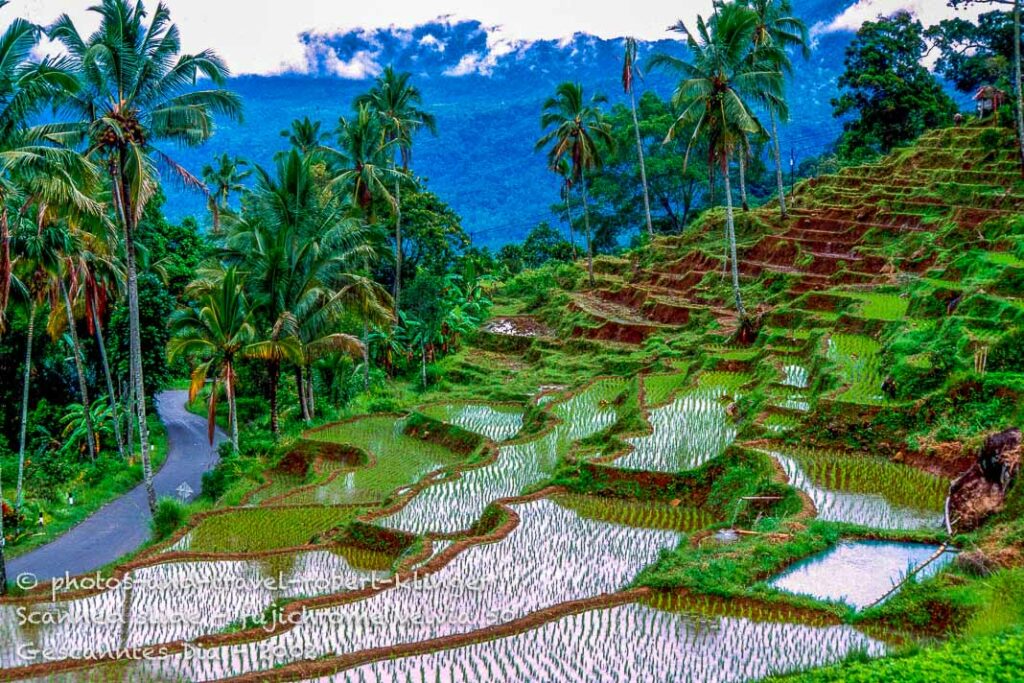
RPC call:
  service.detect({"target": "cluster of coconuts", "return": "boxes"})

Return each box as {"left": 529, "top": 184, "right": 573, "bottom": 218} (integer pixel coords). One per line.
{"left": 97, "top": 107, "right": 146, "bottom": 148}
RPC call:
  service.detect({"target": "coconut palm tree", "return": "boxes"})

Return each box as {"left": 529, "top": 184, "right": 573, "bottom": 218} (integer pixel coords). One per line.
{"left": 651, "top": 4, "right": 784, "bottom": 321}
{"left": 325, "top": 105, "right": 401, "bottom": 220}
{"left": 536, "top": 82, "right": 614, "bottom": 287}
{"left": 46, "top": 0, "right": 242, "bottom": 513}
{"left": 169, "top": 267, "right": 254, "bottom": 451}
{"left": 0, "top": 12, "right": 93, "bottom": 332}
{"left": 222, "top": 151, "right": 388, "bottom": 432}
{"left": 323, "top": 107, "right": 401, "bottom": 389}
{"left": 356, "top": 66, "right": 436, "bottom": 315}
{"left": 76, "top": 212, "right": 127, "bottom": 459}
{"left": 282, "top": 116, "right": 328, "bottom": 157}
{"left": 740, "top": 0, "right": 809, "bottom": 219}
{"left": 201, "top": 154, "right": 250, "bottom": 234}
{"left": 623, "top": 38, "right": 654, "bottom": 238}
{"left": 10, "top": 221, "right": 76, "bottom": 505}
{"left": 52, "top": 222, "right": 98, "bottom": 462}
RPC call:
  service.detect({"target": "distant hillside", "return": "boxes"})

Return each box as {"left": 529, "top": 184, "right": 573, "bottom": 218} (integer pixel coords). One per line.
{"left": 166, "top": 3, "right": 860, "bottom": 246}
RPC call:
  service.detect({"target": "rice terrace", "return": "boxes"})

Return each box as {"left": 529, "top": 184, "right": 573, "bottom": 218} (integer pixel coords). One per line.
{"left": 1, "top": 0, "right": 1024, "bottom": 681}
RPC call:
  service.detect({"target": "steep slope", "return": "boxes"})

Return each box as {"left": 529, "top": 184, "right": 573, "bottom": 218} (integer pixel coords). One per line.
{"left": 541, "top": 124, "right": 1024, "bottom": 455}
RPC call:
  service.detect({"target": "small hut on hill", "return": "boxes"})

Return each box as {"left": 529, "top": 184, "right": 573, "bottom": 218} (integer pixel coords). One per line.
{"left": 975, "top": 85, "right": 1007, "bottom": 122}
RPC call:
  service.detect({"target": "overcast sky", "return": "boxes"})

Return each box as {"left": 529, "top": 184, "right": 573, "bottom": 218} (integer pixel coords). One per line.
{"left": 6, "top": 0, "right": 983, "bottom": 75}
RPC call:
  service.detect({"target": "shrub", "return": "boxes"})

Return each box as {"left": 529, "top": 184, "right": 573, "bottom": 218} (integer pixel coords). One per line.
{"left": 150, "top": 497, "right": 188, "bottom": 541}
{"left": 978, "top": 128, "right": 1004, "bottom": 153}
{"left": 988, "top": 328, "right": 1024, "bottom": 372}
{"left": 503, "top": 262, "right": 583, "bottom": 309}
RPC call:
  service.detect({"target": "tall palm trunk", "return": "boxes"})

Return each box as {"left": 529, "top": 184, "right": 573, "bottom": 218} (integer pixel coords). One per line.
{"left": 114, "top": 161, "right": 156, "bottom": 513}
{"left": 722, "top": 157, "right": 746, "bottom": 319}
{"left": 296, "top": 365, "right": 310, "bottom": 422}
{"left": 0, "top": 465, "right": 6, "bottom": 596}
{"left": 580, "top": 171, "right": 595, "bottom": 287}
{"left": 629, "top": 88, "right": 654, "bottom": 237}
{"left": 226, "top": 367, "right": 239, "bottom": 453}
{"left": 123, "top": 378, "right": 134, "bottom": 457}
{"left": 362, "top": 322, "right": 370, "bottom": 391}
{"left": 306, "top": 371, "right": 316, "bottom": 419}
{"left": 91, "top": 290, "right": 125, "bottom": 459}
{"left": 393, "top": 177, "right": 403, "bottom": 315}
{"left": 209, "top": 199, "right": 221, "bottom": 235}
{"left": 421, "top": 343, "right": 427, "bottom": 388}
{"left": 0, "top": 209, "right": 10, "bottom": 323}
{"left": 268, "top": 360, "right": 280, "bottom": 438}
{"left": 61, "top": 278, "right": 97, "bottom": 462}
{"left": 15, "top": 300, "right": 36, "bottom": 509}
{"left": 770, "top": 111, "right": 788, "bottom": 218}
{"left": 1015, "top": 0, "right": 1024, "bottom": 177}
{"left": 563, "top": 191, "right": 578, "bottom": 259}
{"left": 737, "top": 149, "right": 749, "bottom": 212}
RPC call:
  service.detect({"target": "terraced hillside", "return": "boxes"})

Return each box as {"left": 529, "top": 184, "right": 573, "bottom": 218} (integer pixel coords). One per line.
{"left": 3, "top": 125, "right": 1023, "bottom": 682}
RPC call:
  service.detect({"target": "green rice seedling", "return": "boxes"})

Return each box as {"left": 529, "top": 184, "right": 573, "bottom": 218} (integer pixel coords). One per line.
{"left": 167, "top": 506, "right": 361, "bottom": 554}
{"left": 986, "top": 251, "right": 1024, "bottom": 267}
{"left": 279, "top": 416, "right": 468, "bottom": 506}
{"left": 246, "top": 471, "right": 307, "bottom": 504}
{"left": 552, "top": 494, "right": 715, "bottom": 533}
{"left": 381, "top": 379, "right": 627, "bottom": 534}
{"left": 765, "top": 448, "right": 947, "bottom": 530}
{"left": 420, "top": 403, "right": 525, "bottom": 442}
{"left": 0, "top": 549, "right": 391, "bottom": 670}
{"left": 826, "top": 334, "right": 888, "bottom": 405}
{"left": 647, "top": 592, "right": 833, "bottom": 627}
{"left": 643, "top": 371, "right": 692, "bottom": 408}
{"left": 340, "top": 601, "right": 885, "bottom": 683}
{"left": 616, "top": 382, "right": 737, "bottom": 472}
{"left": 762, "top": 413, "right": 801, "bottom": 434}
{"left": 765, "top": 387, "right": 813, "bottom": 413}
{"left": 695, "top": 371, "right": 752, "bottom": 392}
{"left": 840, "top": 291, "right": 909, "bottom": 322}
{"left": 780, "top": 363, "right": 810, "bottom": 388}
{"left": 105, "top": 497, "right": 684, "bottom": 681}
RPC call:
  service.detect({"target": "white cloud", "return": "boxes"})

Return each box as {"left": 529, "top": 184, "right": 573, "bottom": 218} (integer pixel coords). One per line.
{"left": 2, "top": 0, "right": 990, "bottom": 75}
{"left": 3, "top": 0, "right": 721, "bottom": 75}
{"left": 419, "top": 33, "right": 445, "bottom": 52}
{"left": 822, "top": 0, "right": 986, "bottom": 33}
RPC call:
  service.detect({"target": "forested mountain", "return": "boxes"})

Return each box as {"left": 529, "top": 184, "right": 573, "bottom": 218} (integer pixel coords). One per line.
{"left": 168, "top": 3, "right": 856, "bottom": 245}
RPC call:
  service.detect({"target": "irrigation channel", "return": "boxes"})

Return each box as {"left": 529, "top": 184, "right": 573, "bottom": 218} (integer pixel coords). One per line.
{"left": 0, "top": 368, "right": 955, "bottom": 682}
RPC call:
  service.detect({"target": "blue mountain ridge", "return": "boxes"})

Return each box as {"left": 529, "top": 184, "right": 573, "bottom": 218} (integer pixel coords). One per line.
{"left": 163, "top": 2, "right": 863, "bottom": 247}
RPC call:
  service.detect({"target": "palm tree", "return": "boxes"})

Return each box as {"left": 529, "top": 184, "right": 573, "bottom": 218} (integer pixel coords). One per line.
{"left": 10, "top": 221, "right": 74, "bottom": 506}
{"left": 201, "top": 154, "right": 250, "bottom": 234}
{"left": 222, "top": 151, "right": 388, "bottom": 432}
{"left": 741, "top": 0, "right": 809, "bottom": 219}
{"left": 169, "top": 267, "right": 254, "bottom": 451}
{"left": 325, "top": 105, "right": 401, "bottom": 220}
{"left": 53, "top": 222, "right": 99, "bottom": 462}
{"left": 356, "top": 66, "right": 436, "bottom": 315}
{"left": 651, "top": 4, "right": 784, "bottom": 321}
{"left": 77, "top": 213, "right": 127, "bottom": 459}
{"left": 536, "top": 82, "right": 614, "bottom": 287}
{"left": 282, "top": 116, "right": 328, "bottom": 156}
{"left": 47, "top": 0, "right": 242, "bottom": 513}
{"left": 0, "top": 13, "right": 92, "bottom": 331}
{"left": 323, "top": 106, "right": 401, "bottom": 389}
{"left": 623, "top": 38, "right": 654, "bottom": 238}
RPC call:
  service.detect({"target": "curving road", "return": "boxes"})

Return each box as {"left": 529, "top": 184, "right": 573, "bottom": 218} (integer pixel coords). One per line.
{"left": 7, "top": 390, "right": 225, "bottom": 582}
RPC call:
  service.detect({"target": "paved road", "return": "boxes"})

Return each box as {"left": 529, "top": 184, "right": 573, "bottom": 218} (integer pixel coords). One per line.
{"left": 8, "top": 390, "right": 225, "bottom": 582}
